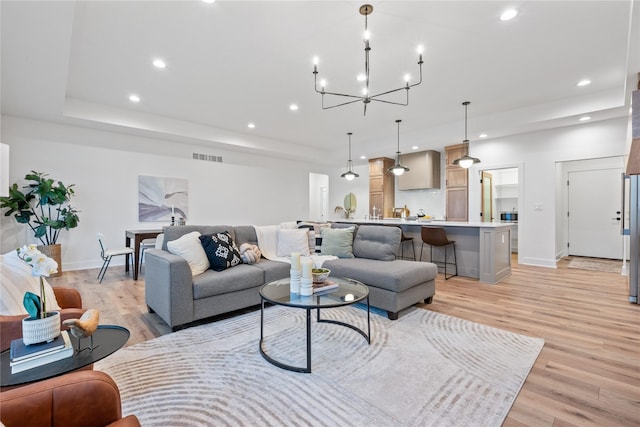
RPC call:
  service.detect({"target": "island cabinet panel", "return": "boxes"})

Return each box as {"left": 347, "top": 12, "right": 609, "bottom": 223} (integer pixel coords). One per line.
{"left": 369, "top": 157, "right": 395, "bottom": 218}
{"left": 445, "top": 143, "right": 469, "bottom": 221}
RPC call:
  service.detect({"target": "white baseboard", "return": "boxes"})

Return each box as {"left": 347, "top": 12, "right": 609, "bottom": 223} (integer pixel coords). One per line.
{"left": 519, "top": 257, "right": 557, "bottom": 268}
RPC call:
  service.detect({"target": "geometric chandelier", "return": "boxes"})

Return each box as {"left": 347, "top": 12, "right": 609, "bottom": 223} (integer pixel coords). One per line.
{"left": 312, "top": 4, "right": 424, "bottom": 116}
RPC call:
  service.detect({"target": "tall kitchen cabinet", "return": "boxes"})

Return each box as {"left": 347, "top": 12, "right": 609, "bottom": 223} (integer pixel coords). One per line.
{"left": 445, "top": 144, "right": 468, "bottom": 221}
{"left": 369, "top": 157, "right": 395, "bottom": 219}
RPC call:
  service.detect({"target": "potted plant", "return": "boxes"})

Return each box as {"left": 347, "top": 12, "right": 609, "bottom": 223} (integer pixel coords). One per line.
{"left": 17, "top": 244, "right": 61, "bottom": 344}
{"left": 0, "top": 171, "right": 79, "bottom": 276}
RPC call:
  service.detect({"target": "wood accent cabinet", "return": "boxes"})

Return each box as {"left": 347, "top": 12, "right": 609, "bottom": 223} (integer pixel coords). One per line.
{"left": 445, "top": 144, "right": 469, "bottom": 221}
{"left": 369, "top": 157, "right": 395, "bottom": 218}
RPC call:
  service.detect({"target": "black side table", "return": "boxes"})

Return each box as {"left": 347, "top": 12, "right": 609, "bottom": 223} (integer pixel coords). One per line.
{"left": 1, "top": 325, "right": 130, "bottom": 387}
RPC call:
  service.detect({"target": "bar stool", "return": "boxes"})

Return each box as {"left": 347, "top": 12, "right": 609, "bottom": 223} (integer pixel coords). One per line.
{"left": 419, "top": 227, "right": 457, "bottom": 279}
{"left": 399, "top": 230, "right": 416, "bottom": 261}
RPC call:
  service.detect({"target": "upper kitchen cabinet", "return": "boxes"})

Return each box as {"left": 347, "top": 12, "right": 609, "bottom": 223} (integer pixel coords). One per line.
{"left": 445, "top": 143, "right": 469, "bottom": 221}
{"left": 369, "top": 157, "right": 395, "bottom": 218}
{"left": 397, "top": 150, "right": 441, "bottom": 190}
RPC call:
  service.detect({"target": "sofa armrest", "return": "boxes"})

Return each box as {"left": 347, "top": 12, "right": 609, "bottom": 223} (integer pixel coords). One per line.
{"left": 144, "top": 249, "right": 194, "bottom": 328}
{"left": 0, "top": 370, "right": 140, "bottom": 427}
{"left": 52, "top": 287, "right": 83, "bottom": 308}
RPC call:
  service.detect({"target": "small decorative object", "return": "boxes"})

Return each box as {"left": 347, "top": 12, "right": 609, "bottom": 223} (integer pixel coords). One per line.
{"left": 300, "top": 259, "right": 313, "bottom": 296}
{"left": 16, "top": 245, "right": 60, "bottom": 345}
{"left": 290, "top": 269, "right": 301, "bottom": 294}
{"left": 289, "top": 252, "right": 301, "bottom": 293}
{"left": 311, "top": 268, "right": 331, "bottom": 284}
{"left": 63, "top": 309, "right": 100, "bottom": 353}
{"left": 0, "top": 171, "right": 79, "bottom": 277}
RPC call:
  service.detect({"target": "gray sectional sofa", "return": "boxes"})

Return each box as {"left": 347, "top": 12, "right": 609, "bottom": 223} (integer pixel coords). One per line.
{"left": 144, "top": 224, "right": 437, "bottom": 330}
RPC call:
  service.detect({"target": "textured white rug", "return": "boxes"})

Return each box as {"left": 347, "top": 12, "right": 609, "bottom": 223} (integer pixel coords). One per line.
{"left": 567, "top": 256, "right": 623, "bottom": 274}
{"left": 95, "top": 306, "right": 544, "bottom": 426}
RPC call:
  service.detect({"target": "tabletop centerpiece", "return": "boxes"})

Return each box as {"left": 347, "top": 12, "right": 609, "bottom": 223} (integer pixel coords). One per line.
{"left": 17, "top": 244, "right": 61, "bottom": 345}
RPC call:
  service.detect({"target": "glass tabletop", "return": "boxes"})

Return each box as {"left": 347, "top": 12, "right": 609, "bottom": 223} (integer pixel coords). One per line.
{"left": 260, "top": 277, "right": 369, "bottom": 309}
{"left": 1, "top": 325, "right": 130, "bottom": 387}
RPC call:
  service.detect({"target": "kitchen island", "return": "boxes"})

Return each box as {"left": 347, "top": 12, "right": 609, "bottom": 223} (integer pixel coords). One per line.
{"left": 333, "top": 219, "right": 512, "bottom": 284}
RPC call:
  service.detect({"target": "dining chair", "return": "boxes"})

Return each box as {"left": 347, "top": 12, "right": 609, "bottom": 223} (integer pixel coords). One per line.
{"left": 97, "top": 233, "right": 134, "bottom": 283}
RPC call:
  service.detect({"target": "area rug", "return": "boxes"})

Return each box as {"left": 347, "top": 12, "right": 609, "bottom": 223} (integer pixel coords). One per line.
{"left": 567, "top": 256, "right": 623, "bottom": 274}
{"left": 95, "top": 306, "right": 544, "bottom": 427}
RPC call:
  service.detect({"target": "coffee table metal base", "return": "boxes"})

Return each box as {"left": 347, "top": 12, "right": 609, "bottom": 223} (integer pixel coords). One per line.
{"left": 259, "top": 296, "right": 370, "bottom": 373}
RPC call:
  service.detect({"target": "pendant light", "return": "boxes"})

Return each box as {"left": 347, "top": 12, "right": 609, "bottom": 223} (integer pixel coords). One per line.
{"left": 388, "top": 119, "right": 410, "bottom": 176}
{"left": 452, "top": 101, "right": 481, "bottom": 169}
{"left": 340, "top": 132, "right": 359, "bottom": 181}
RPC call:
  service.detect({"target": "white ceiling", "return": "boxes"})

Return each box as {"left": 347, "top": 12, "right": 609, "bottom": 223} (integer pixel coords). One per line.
{"left": 2, "top": 1, "right": 639, "bottom": 166}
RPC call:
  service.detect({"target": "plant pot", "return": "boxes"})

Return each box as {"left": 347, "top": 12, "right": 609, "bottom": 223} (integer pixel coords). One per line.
{"left": 37, "top": 244, "right": 62, "bottom": 277}
{"left": 22, "top": 311, "right": 61, "bottom": 345}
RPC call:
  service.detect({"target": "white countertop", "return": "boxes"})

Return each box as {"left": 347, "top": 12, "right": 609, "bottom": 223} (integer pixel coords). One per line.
{"left": 333, "top": 219, "right": 514, "bottom": 228}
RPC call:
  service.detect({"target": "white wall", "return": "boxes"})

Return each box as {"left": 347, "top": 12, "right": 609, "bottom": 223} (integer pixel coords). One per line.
{"left": 1, "top": 117, "right": 329, "bottom": 270}
{"left": 329, "top": 163, "right": 369, "bottom": 220}
{"left": 469, "top": 117, "right": 628, "bottom": 268}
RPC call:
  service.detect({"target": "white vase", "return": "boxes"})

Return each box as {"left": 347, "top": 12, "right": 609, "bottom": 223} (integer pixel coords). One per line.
{"left": 22, "top": 311, "right": 61, "bottom": 345}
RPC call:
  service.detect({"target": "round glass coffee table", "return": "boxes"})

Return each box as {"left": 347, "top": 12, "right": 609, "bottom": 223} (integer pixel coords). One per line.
{"left": 259, "top": 276, "right": 370, "bottom": 373}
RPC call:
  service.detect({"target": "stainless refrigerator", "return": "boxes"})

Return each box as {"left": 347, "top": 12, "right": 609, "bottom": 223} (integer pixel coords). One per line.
{"left": 628, "top": 88, "right": 640, "bottom": 304}
{"left": 628, "top": 175, "right": 640, "bottom": 303}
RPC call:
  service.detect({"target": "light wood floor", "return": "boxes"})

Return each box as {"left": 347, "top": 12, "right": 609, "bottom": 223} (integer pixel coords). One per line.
{"left": 49, "top": 258, "right": 640, "bottom": 427}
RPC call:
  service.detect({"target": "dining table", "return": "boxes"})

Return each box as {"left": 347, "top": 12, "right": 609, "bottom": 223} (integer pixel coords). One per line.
{"left": 125, "top": 228, "right": 163, "bottom": 280}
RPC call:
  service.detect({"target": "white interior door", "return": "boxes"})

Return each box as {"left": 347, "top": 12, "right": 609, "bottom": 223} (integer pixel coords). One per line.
{"left": 568, "top": 168, "right": 623, "bottom": 259}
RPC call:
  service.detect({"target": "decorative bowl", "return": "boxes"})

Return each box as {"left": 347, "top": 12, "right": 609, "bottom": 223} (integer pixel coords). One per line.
{"left": 312, "top": 268, "right": 331, "bottom": 284}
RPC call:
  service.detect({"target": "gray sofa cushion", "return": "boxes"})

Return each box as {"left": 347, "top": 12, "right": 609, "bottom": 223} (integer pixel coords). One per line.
{"left": 322, "top": 258, "right": 437, "bottom": 293}
{"left": 248, "top": 259, "right": 291, "bottom": 284}
{"left": 192, "top": 264, "right": 264, "bottom": 299}
{"left": 353, "top": 225, "right": 400, "bottom": 261}
{"left": 163, "top": 225, "right": 235, "bottom": 251}
{"left": 234, "top": 225, "right": 258, "bottom": 247}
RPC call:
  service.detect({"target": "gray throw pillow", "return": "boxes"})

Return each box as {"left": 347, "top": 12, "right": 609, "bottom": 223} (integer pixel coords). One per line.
{"left": 352, "top": 225, "right": 401, "bottom": 261}
{"left": 320, "top": 227, "right": 355, "bottom": 258}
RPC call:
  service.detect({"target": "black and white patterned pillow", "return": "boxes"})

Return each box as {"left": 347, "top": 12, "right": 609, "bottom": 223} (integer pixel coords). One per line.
{"left": 199, "top": 231, "right": 242, "bottom": 272}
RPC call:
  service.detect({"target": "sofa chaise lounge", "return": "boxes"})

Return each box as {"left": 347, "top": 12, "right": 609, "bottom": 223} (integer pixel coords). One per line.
{"left": 144, "top": 224, "right": 437, "bottom": 330}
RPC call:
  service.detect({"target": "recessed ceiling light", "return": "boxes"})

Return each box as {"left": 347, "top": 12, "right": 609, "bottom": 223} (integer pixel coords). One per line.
{"left": 479, "top": 133, "right": 488, "bottom": 138}
{"left": 577, "top": 79, "right": 591, "bottom": 87}
{"left": 247, "top": 123, "right": 256, "bottom": 129}
{"left": 129, "top": 94, "right": 140, "bottom": 103}
{"left": 412, "top": 146, "right": 419, "bottom": 150}
{"left": 152, "top": 59, "right": 166, "bottom": 69}
{"left": 202, "top": 0, "right": 215, "bottom": 3}
{"left": 356, "top": 74, "right": 366, "bottom": 82}
{"left": 579, "top": 116, "right": 591, "bottom": 121}
{"left": 500, "top": 9, "right": 518, "bottom": 21}
{"left": 289, "top": 104, "right": 298, "bottom": 111}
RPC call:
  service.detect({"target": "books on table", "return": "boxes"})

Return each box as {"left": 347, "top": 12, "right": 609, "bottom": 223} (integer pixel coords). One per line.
{"left": 313, "top": 280, "right": 339, "bottom": 293}
{"left": 10, "top": 331, "right": 73, "bottom": 374}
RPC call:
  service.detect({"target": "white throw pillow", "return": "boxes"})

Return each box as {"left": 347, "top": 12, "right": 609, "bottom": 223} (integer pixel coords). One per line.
{"left": 277, "top": 229, "right": 310, "bottom": 257}
{"left": 166, "top": 231, "right": 210, "bottom": 276}
{"left": 0, "top": 251, "right": 62, "bottom": 316}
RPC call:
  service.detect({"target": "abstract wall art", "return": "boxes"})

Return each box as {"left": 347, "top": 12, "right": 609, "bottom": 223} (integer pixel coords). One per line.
{"left": 138, "top": 175, "right": 188, "bottom": 222}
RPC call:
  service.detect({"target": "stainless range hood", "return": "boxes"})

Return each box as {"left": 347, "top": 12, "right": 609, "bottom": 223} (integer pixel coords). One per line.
{"left": 397, "top": 150, "right": 441, "bottom": 190}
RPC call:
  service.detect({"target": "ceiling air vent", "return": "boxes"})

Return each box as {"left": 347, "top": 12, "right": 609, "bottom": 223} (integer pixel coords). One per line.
{"left": 193, "top": 153, "right": 223, "bottom": 163}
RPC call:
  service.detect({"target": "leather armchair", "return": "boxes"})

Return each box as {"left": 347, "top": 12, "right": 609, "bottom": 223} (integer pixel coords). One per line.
{"left": 0, "top": 370, "right": 140, "bottom": 427}
{"left": 0, "top": 287, "right": 85, "bottom": 351}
